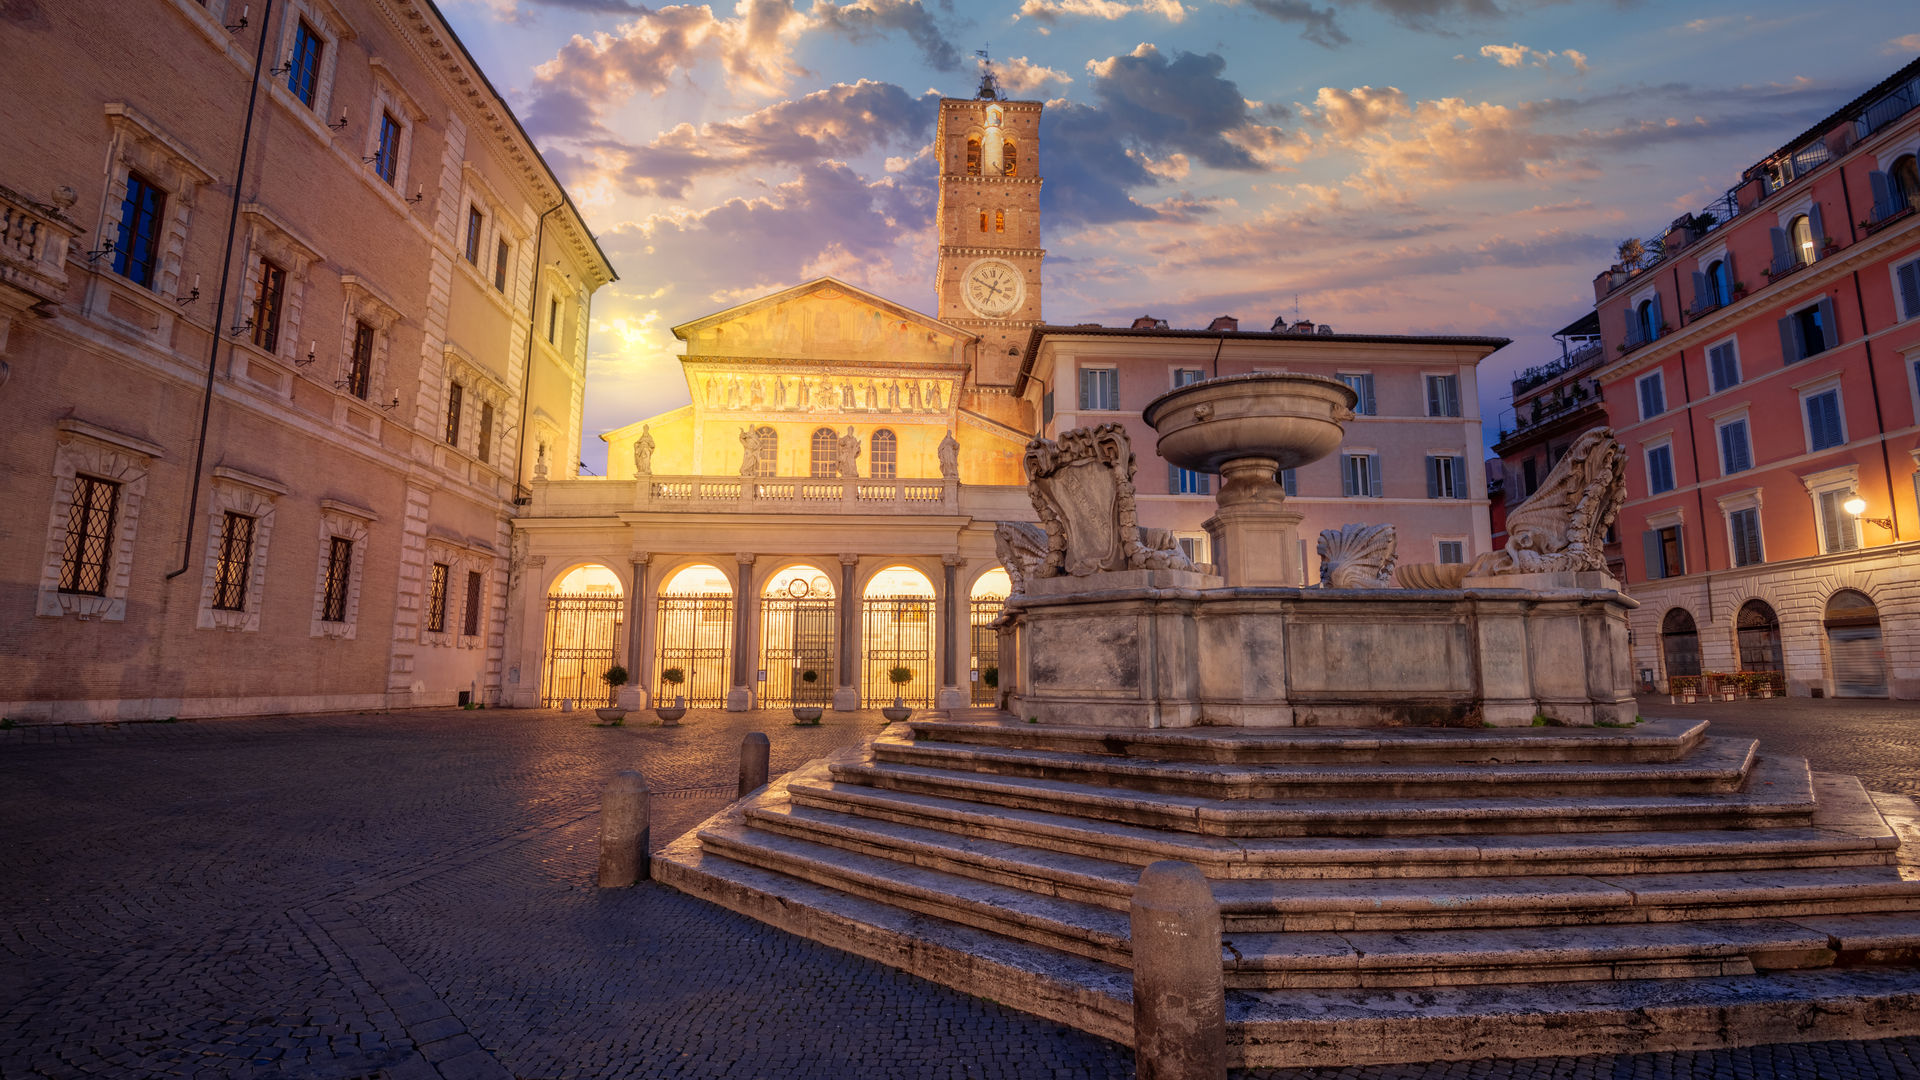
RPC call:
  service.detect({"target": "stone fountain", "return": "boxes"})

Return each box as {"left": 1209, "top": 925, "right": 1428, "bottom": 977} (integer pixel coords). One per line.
{"left": 658, "top": 374, "right": 1920, "bottom": 1067}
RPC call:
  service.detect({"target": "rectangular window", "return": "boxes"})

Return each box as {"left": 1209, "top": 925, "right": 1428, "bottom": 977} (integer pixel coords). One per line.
{"left": 1437, "top": 540, "right": 1464, "bottom": 565}
{"left": 1175, "top": 535, "right": 1208, "bottom": 564}
{"left": 1425, "top": 374, "right": 1460, "bottom": 417}
{"left": 374, "top": 110, "right": 401, "bottom": 185}
{"left": 251, "top": 258, "right": 285, "bottom": 353}
{"left": 1647, "top": 444, "right": 1675, "bottom": 494}
{"left": 1717, "top": 418, "right": 1752, "bottom": 474}
{"left": 445, "top": 382, "right": 463, "bottom": 446}
{"left": 477, "top": 402, "right": 494, "bottom": 465}
{"left": 1779, "top": 298, "right": 1838, "bottom": 363}
{"left": 1280, "top": 468, "right": 1297, "bottom": 496}
{"left": 463, "top": 570, "right": 483, "bottom": 637}
{"left": 287, "top": 20, "right": 323, "bottom": 107}
{"left": 321, "top": 536, "right": 353, "bottom": 622}
{"left": 465, "top": 206, "right": 483, "bottom": 264}
{"left": 1169, "top": 465, "right": 1211, "bottom": 495}
{"left": 1172, "top": 367, "right": 1205, "bottom": 388}
{"left": 1521, "top": 457, "right": 1538, "bottom": 496}
{"left": 348, "top": 321, "right": 373, "bottom": 399}
{"left": 1896, "top": 257, "right": 1920, "bottom": 321}
{"left": 1339, "top": 373, "right": 1377, "bottom": 415}
{"left": 1637, "top": 372, "right": 1666, "bottom": 420}
{"left": 1729, "top": 507, "right": 1763, "bottom": 567}
{"left": 1656, "top": 524, "right": 1684, "bottom": 578}
{"left": 426, "top": 561, "right": 449, "bottom": 634}
{"left": 1078, "top": 367, "right": 1118, "bottom": 411}
{"left": 1817, "top": 489, "right": 1860, "bottom": 553}
{"left": 1805, "top": 388, "right": 1844, "bottom": 451}
{"left": 1707, "top": 342, "right": 1740, "bottom": 393}
{"left": 547, "top": 297, "right": 559, "bottom": 344}
{"left": 112, "top": 171, "right": 166, "bottom": 289}
{"left": 1426, "top": 455, "right": 1466, "bottom": 499}
{"left": 494, "top": 238, "right": 510, "bottom": 292}
{"left": 213, "top": 511, "right": 255, "bottom": 611}
{"left": 58, "top": 475, "right": 119, "bottom": 595}
{"left": 1342, "top": 453, "right": 1382, "bottom": 497}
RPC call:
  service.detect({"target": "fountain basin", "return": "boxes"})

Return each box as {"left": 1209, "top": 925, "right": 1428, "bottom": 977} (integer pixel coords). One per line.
{"left": 1143, "top": 372, "right": 1358, "bottom": 475}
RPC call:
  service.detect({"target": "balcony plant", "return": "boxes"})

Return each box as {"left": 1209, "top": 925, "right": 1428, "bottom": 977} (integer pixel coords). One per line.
{"left": 882, "top": 666, "right": 914, "bottom": 723}
{"left": 595, "top": 665, "right": 628, "bottom": 725}
{"left": 793, "top": 668, "right": 824, "bottom": 724}
{"left": 1821, "top": 237, "right": 1839, "bottom": 257}
{"left": 1732, "top": 281, "right": 1748, "bottom": 300}
{"left": 657, "top": 666, "right": 687, "bottom": 726}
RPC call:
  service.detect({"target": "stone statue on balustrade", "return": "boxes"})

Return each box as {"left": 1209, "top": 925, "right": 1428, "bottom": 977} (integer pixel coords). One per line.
{"left": 633, "top": 426, "right": 655, "bottom": 477}
{"left": 738, "top": 426, "right": 762, "bottom": 477}
{"left": 938, "top": 431, "right": 960, "bottom": 480}
{"left": 837, "top": 426, "right": 862, "bottom": 479}
{"left": 1019, "top": 424, "right": 1191, "bottom": 580}
{"left": 1316, "top": 523, "right": 1397, "bottom": 588}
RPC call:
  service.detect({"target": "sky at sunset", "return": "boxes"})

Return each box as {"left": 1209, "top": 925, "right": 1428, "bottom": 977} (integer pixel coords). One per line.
{"left": 436, "top": 0, "right": 1920, "bottom": 474}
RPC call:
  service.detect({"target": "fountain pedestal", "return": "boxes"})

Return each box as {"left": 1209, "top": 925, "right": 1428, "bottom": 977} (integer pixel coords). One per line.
{"left": 1202, "top": 457, "right": 1305, "bottom": 587}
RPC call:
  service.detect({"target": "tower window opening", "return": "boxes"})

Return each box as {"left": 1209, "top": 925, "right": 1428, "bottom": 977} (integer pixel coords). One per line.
{"left": 1003, "top": 140, "right": 1018, "bottom": 177}
{"left": 965, "top": 137, "right": 981, "bottom": 175}
{"left": 995, "top": 209, "right": 1005, "bottom": 232}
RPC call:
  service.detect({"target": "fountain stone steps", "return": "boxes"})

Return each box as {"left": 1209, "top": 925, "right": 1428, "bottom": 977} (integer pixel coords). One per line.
{"left": 870, "top": 732, "right": 1757, "bottom": 799}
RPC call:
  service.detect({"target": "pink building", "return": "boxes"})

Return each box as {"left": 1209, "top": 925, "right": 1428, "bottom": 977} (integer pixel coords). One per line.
{"left": 1594, "top": 59, "right": 1920, "bottom": 698}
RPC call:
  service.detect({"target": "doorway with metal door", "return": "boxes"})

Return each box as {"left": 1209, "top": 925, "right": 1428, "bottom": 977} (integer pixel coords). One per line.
{"left": 655, "top": 563, "right": 733, "bottom": 708}
{"left": 759, "top": 565, "right": 837, "bottom": 708}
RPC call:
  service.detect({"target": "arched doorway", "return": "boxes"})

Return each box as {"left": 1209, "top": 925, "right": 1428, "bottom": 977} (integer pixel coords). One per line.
{"left": 1661, "top": 608, "right": 1702, "bottom": 682}
{"left": 970, "top": 568, "right": 1011, "bottom": 705}
{"left": 1737, "top": 599, "right": 1784, "bottom": 676}
{"left": 760, "top": 565, "right": 836, "bottom": 707}
{"left": 863, "top": 565, "right": 935, "bottom": 707}
{"left": 656, "top": 563, "right": 733, "bottom": 708}
{"left": 542, "top": 564, "right": 623, "bottom": 708}
{"left": 1825, "top": 589, "right": 1887, "bottom": 698}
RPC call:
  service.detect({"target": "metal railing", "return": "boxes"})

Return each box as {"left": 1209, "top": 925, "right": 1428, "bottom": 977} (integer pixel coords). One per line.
{"left": 1854, "top": 77, "right": 1920, "bottom": 142}
{"left": 1511, "top": 341, "right": 1604, "bottom": 395}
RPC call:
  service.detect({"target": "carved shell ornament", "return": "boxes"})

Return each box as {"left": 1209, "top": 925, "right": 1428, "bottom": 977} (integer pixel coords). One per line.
{"left": 1317, "top": 523, "right": 1398, "bottom": 589}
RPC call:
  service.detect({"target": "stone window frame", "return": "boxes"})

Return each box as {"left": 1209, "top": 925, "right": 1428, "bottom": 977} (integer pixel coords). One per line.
{"left": 1800, "top": 464, "right": 1861, "bottom": 556}
{"left": 362, "top": 58, "right": 427, "bottom": 195}
{"left": 421, "top": 535, "right": 494, "bottom": 649}
{"left": 1643, "top": 433, "right": 1676, "bottom": 496}
{"left": 441, "top": 344, "right": 510, "bottom": 468}
{"left": 1795, "top": 375, "right": 1847, "bottom": 454}
{"left": 236, "top": 204, "right": 323, "bottom": 369}
{"left": 91, "top": 104, "right": 217, "bottom": 336}
{"left": 1715, "top": 486, "right": 1765, "bottom": 569}
{"left": 37, "top": 420, "right": 163, "bottom": 622}
{"left": 335, "top": 275, "right": 402, "bottom": 402}
{"left": 1635, "top": 368, "right": 1667, "bottom": 421}
{"left": 311, "top": 499, "right": 376, "bottom": 639}
{"left": 1709, "top": 405, "right": 1753, "bottom": 477}
{"left": 272, "top": 0, "right": 355, "bottom": 123}
{"left": 195, "top": 466, "right": 288, "bottom": 632}
{"left": 1422, "top": 371, "right": 1462, "bottom": 418}
{"left": 1704, "top": 333, "right": 1742, "bottom": 395}
{"left": 1434, "top": 537, "right": 1468, "bottom": 565}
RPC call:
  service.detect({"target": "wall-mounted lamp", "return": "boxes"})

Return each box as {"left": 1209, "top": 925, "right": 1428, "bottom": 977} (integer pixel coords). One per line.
{"left": 229, "top": 317, "right": 254, "bottom": 338}
{"left": 175, "top": 288, "right": 200, "bottom": 307}
{"left": 406, "top": 185, "right": 425, "bottom": 205}
{"left": 295, "top": 340, "right": 317, "bottom": 367}
{"left": 376, "top": 392, "right": 401, "bottom": 412}
{"left": 328, "top": 111, "right": 350, "bottom": 132}
{"left": 225, "top": 4, "right": 249, "bottom": 31}
{"left": 85, "top": 239, "right": 115, "bottom": 263}
{"left": 1843, "top": 495, "right": 1893, "bottom": 531}
{"left": 268, "top": 55, "right": 293, "bottom": 77}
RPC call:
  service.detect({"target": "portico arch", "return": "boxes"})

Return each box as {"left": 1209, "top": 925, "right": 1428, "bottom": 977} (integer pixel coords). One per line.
{"left": 655, "top": 562, "right": 734, "bottom": 707}
{"left": 863, "top": 564, "right": 936, "bottom": 707}
{"left": 759, "top": 563, "right": 837, "bottom": 707}
{"left": 541, "top": 563, "right": 624, "bottom": 708}
{"left": 969, "top": 567, "right": 1011, "bottom": 705}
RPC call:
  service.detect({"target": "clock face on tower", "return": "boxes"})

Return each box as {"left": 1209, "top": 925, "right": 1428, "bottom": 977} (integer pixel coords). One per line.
{"left": 962, "top": 258, "right": 1025, "bottom": 319}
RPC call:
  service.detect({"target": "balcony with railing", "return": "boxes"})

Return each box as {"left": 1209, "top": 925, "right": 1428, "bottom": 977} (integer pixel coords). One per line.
{"left": 1494, "top": 377, "right": 1604, "bottom": 451}
{"left": 1511, "top": 340, "right": 1604, "bottom": 396}
{"left": 0, "top": 183, "right": 77, "bottom": 315}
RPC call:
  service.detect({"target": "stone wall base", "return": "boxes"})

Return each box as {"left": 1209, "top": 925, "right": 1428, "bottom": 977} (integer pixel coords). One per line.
{"left": 0, "top": 691, "right": 439, "bottom": 725}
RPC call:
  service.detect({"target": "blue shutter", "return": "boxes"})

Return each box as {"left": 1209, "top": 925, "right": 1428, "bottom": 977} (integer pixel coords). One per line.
{"left": 1426, "top": 457, "right": 1440, "bottom": 499}
{"left": 1342, "top": 457, "right": 1356, "bottom": 497}
{"left": 1168, "top": 462, "right": 1180, "bottom": 494}
{"left": 1809, "top": 204, "right": 1826, "bottom": 250}
{"left": 1281, "top": 468, "right": 1297, "bottom": 496}
{"left": 1691, "top": 271, "right": 1708, "bottom": 313}
{"left": 1643, "top": 530, "right": 1663, "bottom": 580}
{"left": 1368, "top": 454, "right": 1383, "bottom": 498}
{"left": 1724, "top": 251, "right": 1737, "bottom": 292}
{"left": 1670, "top": 526, "right": 1684, "bottom": 576}
{"left": 1650, "top": 295, "right": 1665, "bottom": 336}
{"left": 1870, "top": 171, "right": 1896, "bottom": 220}
{"left": 1452, "top": 456, "right": 1467, "bottom": 498}
{"left": 1778, "top": 315, "right": 1802, "bottom": 364}
{"left": 1769, "top": 227, "right": 1792, "bottom": 273}
{"left": 1815, "top": 296, "right": 1839, "bottom": 350}
{"left": 1898, "top": 260, "right": 1920, "bottom": 321}
{"left": 1426, "top": 377, "right": 1441, "bottom": 416}
{"left": 1362, "top": 374, "right": 1376, "bottom": 416}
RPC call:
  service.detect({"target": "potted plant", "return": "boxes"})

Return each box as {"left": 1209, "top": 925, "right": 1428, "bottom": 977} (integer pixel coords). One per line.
{"left": 1718, "top": 672, "right": 1739, "bottom": 702}
{"left": 595, "top": 665, "right": 628, "bottom": 724}
{"left": 882, "top": 666, "right": 914, "bottom": 723}
{"left": 1732, "top": 281, "right": 1748, "bottom": 300}
{"left": 793, "top": 669, "right": 823, "bottom": 724}
{"left": 656, "top": 667, "right": 687, "bottom": 726}
{"left": 1670, "top": 675, "right": 1699, "bottom": 704}
{"left": 1821, "top": 237, "right": 1839, "bottom": 257}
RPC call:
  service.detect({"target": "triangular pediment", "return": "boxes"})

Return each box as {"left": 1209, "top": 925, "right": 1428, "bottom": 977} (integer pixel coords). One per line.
{"left": 672, "top": 277, "right": 974, "bottom": 365}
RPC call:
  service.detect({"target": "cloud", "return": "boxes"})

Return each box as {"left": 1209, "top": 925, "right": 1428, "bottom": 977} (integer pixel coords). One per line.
{"left": 1888, "top": 33, "right": 1920, "bottom": 54}
{"left": 1084, "top": 44, "right": 1287, "bottom": 170}
{"left": 1016, "top": 0, "right": 1187, "bottom": 28}
{"left": 993, "top": 55, "right": 1074, "bottom": 95}
{"left": 1477, "top": 42, "right": 1589, "bottom": 73}
{"left": 810, "top": 0, "right": 960, "bottom": 71}
{"left": 1302, "top": 85, "right": 1411, "bottom": 141}
{"left": 1230, "top": 0, "right": 1590, "bottom": 48}
{"left": 1240, "top": 0, "right": 1347, "bottom": 47}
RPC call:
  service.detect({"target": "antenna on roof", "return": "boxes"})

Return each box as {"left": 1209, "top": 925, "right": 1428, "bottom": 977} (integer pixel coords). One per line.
{"left": 975, "top": 46, "right": 1003, "bottom": 101}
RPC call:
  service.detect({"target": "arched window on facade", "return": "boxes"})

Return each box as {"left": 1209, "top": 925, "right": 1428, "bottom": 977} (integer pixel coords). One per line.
{"left": 869, "top": 429, "right": 897, "bottom": 479}
{"left": 1637, "top": 299, "right": 1659, "bottom": 343}
{"left": 754, "top": 426, "right": 777, "bottom": 476}
{"left": 979, "top": 209, "right": 989, "bottom": 233}
{"left": 1707, "top": 259, "right": 1731, "bottom": 307}
{"left": 810, "top": 427, "right": 838, "bottom": 478}
{"left": 1737, "top": 599, "right": 1785, "bottom": 674}
{"left": 994, "top": 209, "right": 1005, "bottom": 232}
{"left": 1003, "top": 140, "right": 1018, "bottom": 176}
{"left": 1893, "top": 154, "right": 1920, "bottom": 211}
{"left": 965, "top": 137, "right": 981, "bottom": 175}
{"left": 1790, "top": 214, "right": 1816, "bottom": 266}
{"left": 1661, "top": 608, "right": 1702, "bottom": 680}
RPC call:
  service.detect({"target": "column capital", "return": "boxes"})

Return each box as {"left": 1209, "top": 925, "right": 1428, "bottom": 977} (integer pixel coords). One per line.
{"left": 838, "top": 553, "right": 861, "bottom": 567}
{"left": 735, "top": 552, "right": 757, "bottom": 566}
{"left": 941, "top": 553, "right": 966, "bottom": 567}
{"left": 630, "top": 551, "right": 651, "bottom": 566}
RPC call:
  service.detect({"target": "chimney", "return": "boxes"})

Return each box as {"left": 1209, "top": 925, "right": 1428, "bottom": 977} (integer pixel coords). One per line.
{"left": 1206, "top": 315, "right": 1239, "bottom": 332}
{"left": 1130, "top": 315, "right": 1168, "bottom": 330}
{"left": 1291, "top": 319, "right": 1315, "bottom": 335}
{"left": 1315, "top": 324, "right": 1333, "bottom": 335}
{"left": 1270, "top": 316, "right": 1289, "bottom": 332}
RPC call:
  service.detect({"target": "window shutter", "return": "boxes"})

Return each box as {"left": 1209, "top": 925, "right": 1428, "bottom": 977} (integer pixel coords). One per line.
{"left": 1281, "top": 468, "right": 1297, "bottom": 496}
{"left": 1805, "top": 396, "right": 1826, "bottom": 450}
{"left": 1769, "top": 227, "right": 1791, "bottom": 272}
{"left": 1809, "top": 203, "right": 1826, "bottom": 248}
{"left": 1690, "top": 271, "right": 1708, "bottom": 313}
{"left": 1452, "top": 457, "right": 1467, "bottom": 498}
{"left": 1870, "top": 171, "right": 1895, "bottom": 219}
{"left": 1819, "top": 491, "right": 1843, "bottom": 552}
{"left": 1169, "top": 462, "right": 1180, "bottom": 493}
{"left": 1778, "top": 315, "right": 1802, "bottom": 364}
{"left": 1724, "top": 251, "right": 1737, "bottom": 290}
{"left": 1643, "top": 530, "right": 1663, "bottom": 580}
{"left": 1671, "top": 526, "right": 1684, "bottom": 575}
{"left": 1815, "top": 296, "right": 1839, "bottom": 350}
{"left": 1368, "top": 454, "right": 1383, "bottom": 498}
{"left": 1651, "top": 295, "right": 1665, "bottom": 334}
{"left": 1426, "top": 457, "right": 1440, "bottom": 499}
{"left": 1898, "top": 261, "right": 1920, "bottom": 321}
{"left": 1362, "top": 375, "right": 1376, "bottom": 416}
{"left": 1426, "top": 377, "right": 1440, "bottom": 416}
{"left": 1342, "top": 458, "right": 1356, "bottom": 497}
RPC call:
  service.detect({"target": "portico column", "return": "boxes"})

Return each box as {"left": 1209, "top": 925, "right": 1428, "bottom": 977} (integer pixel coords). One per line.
{"left": 936, "top": 555, "right": 970, "bottom": 710}
{"left": 624, "top": 553, "right": 649, "bottom": 709}
{"left": 833, "top": 553, "right": 860, "bottom": 711}
{"left": 726, "top": 553, "right": 756, "bottom": 711}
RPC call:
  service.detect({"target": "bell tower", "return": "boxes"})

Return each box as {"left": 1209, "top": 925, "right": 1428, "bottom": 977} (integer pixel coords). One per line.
{"left": 934, "top": 79, "right": 1043, "bottom": 394}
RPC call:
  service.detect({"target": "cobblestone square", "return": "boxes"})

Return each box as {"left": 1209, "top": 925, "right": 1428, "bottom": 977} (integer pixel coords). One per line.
{"left": 2, "top": 699, "right": 1917, "bottom": 1079}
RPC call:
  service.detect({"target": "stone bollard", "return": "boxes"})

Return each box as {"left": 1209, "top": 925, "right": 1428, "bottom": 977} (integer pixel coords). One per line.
{"left": 739, "top": 731, "right": 770, "bottom": 797}
{"left": 1130, "top": 860, "right": 1226, "bottom": 1080}
{"left": 597, "top": 769, "right": 650, "bottom": 887}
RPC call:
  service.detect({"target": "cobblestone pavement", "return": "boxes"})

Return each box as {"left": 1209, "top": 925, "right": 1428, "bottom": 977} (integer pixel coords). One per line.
{"left": 1, "top": 701, "right": 1917, "bottom": 1080}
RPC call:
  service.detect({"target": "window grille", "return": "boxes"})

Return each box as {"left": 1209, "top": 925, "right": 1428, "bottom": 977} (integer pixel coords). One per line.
{"left": 374, "top": 111, "right": 401, "bottom": 185}
{"left": 810, "top": 428, "right": 838, "bottom": 477}
{"left": 251, "top": 258, "right": 285, "bottom": 353}
{"left": 112, "top": 172, "right": 165, "bottom": 289}
{"left": 58, "top": 475, "right": 119, "bottom": 595}
{"left": 477, "top": 402, "right": 493, "bottom": 465}
{"left": 445, "top": 382, "right": 463, "bottom": 446}
{"left": 465, "top": 206, "right": 483, "bottom": 264}
{"left": 322, "top": 536, "right": 353, "bottom": 622}
{"left": 463, "top": 571, "right": 483, "bottom": 636}
{"left": 213, "top": 512, "right": 255, "bottom": 611}
{"left": 288, "top": 20, "right": 323, "bottom": 107}
{"left": 869, "top": 429, "right": 897, "bottom": 479}
{"left": 348, "top": 321, "right": 373, "bottom": 398}
{"left": 426, "top": 562, "right": 450, "bottom": 633}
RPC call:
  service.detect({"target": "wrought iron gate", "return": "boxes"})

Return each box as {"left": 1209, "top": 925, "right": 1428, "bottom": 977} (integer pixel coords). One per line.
{"left": 541, "top": 595, "right": 622, "bottom": 707}
{"left": 863, "top": 595, "right": 934, "bottom": 707}
{"left": 656, "top": 593, "right": 733, "bottom": 707}
{"left": 760, "top": 597, "right": 836, "bottom": 707}
{"left": 970, "top": 597, "right": 1004, "bottom": 705}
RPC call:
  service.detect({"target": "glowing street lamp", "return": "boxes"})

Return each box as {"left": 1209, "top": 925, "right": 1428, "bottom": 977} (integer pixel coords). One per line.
{"left": 1843, "top": 494, "right": 1893, "bottom": 531}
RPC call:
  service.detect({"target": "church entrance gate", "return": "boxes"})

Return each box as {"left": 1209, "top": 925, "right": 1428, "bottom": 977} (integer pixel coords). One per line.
{"left": 863, "top": 596, "right": 935, "bottom": 707}
{"left": 656, "top": 593, "right": 733, "bottom": 707}
{"left": 760, "top": 596, "right": 837, "bottom": 707}
{"left": 541, "top": 595, "right": 622, "bottom": 708}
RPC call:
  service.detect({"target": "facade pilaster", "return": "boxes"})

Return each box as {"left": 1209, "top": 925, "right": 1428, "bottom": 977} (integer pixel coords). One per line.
{"left": 937, "top": 554, "right": 969, "bottom": 709}
{"left": 624, "top": 553, "right": 649, "bottom": 708}
{"left": 834, "top": 553, "right": 860, "bottom": 711}
{"left": 727, "top": 552, "right": 756, "bottom": 710}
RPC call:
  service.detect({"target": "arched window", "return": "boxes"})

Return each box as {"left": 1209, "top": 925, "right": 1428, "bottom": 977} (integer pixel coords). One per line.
{"left": 1707, "top": 259, "right": 1731, "bottom": 306}
{"left": 1660, "top": 608, "right": 1702, "bottom": 679}
{"left": 754, "top": 426, "right": 777, "bottom": 476}
{"left": 1893, "top": 154, "right": 1920, "bottom": 211}
{"left": 994, "top": 209, "right": 1005, "bottom": 232}
{"left": 965, "top": 137, "right": 981, "bottom": 175}
{"left": 810, "top": 427, "right": 838, "bottom": 478}
{"left": 1003, "top": 140, "right": 1018, "bottom": 177}
{"left": 1790, "top": 214, "right": 1815, "bottom": 266}
{"left": 869, "top": 429, "right": 897, "bottom": 479}
{"left": 1637, "top": 299, "right": 1659, "bottom": 343}
{"left": 979, "top": 209, "right": 989, "bottom": 233}
{"left": 1737, "top": 599, "right": 1784, "bottom": 674}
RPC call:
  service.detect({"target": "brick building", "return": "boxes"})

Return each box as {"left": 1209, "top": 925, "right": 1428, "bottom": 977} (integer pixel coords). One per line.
{"left": 0, "top": 0, "right": 612, "bottom": 721}
{"left": 1595, "top": 59, "right": 1920, "bottom": 698}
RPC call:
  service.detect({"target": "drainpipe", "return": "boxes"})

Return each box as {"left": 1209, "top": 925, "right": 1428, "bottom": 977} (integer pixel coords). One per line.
{"left": 1671, "top": 264, "right": 1712, "bottom": 609}
{"left": 168, "top": 0, "right": 276, "bottom": 579}
{"left": 512, "top": 201, "right": 564, "bottom": 503}
{"left": 1850, "top": 269, "right": 1901, "bottom": 541}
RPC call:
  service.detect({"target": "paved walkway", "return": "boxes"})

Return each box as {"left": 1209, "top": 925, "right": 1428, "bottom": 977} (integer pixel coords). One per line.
{"left": 1, "top": 702, "right": 1916, "bottom": 1079}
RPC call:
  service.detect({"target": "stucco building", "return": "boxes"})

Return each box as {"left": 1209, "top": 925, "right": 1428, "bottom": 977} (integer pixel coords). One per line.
{"left": 0, "top": 0, "right": 612, "bottom": 722}
{"left": 1595, "top": 58, "right": 1920, "bottom": 698}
